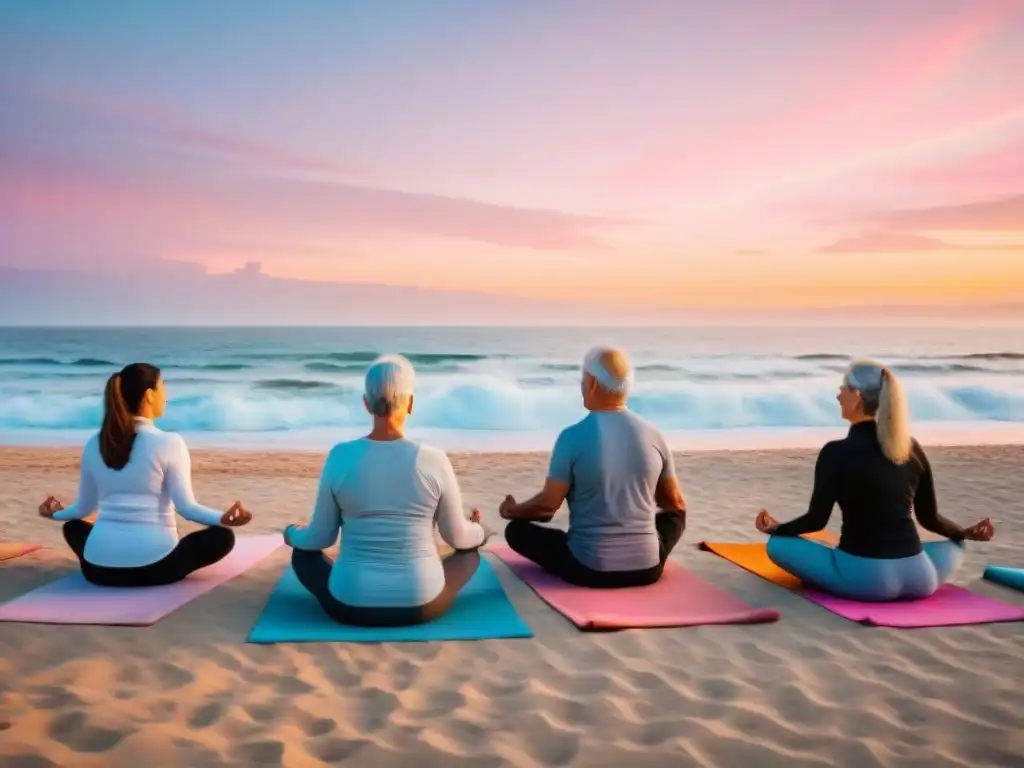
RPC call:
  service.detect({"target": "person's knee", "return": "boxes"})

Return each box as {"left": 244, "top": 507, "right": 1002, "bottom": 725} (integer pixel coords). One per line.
{"left": 503, "top": 519, "right": 529, "bottom": 551}
{"left": 207, "top": 525, "right": 235, "bottom": 555}
{"left": 765, "top": 535, "right": 789, "bottom": 565}
{"left": 290, "top": 547, "right": 318, "bottom": 566}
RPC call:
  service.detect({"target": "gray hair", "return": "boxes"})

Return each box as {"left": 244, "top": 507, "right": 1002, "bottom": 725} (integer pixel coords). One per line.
{"left": 844, "top": 359, "right": 912, "bottom": 464}
{"left": 582, "top": 345, "right": 633, "bottom": 396}
{"left": 364, "top": 354, "right": 415, "bottom": 417}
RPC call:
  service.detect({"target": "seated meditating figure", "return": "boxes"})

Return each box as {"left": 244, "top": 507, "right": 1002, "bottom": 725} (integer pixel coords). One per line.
{"left": 38, "top": 363, "right": 252, "bottom": 587}
{"left": 755, "top": 360, "right": 994, "bottom": 601}
{"left": 284, "top": 354, "right": 488, "bottom": 626}
{"left": 500, "top": 346, "right": 687, "bottom": 588}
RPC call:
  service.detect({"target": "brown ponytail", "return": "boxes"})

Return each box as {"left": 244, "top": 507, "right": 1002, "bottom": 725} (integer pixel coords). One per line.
{"left": 98, "top": 363, "right": 162, "bottom": 470}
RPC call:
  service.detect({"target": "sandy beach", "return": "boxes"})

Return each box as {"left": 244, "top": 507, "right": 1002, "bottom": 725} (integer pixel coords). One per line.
{"left": 1, "top": 444, "right": 1022, "bottom": 767}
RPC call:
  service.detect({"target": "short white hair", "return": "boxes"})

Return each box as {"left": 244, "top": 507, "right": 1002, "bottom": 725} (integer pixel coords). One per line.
{"left": 364, "top": 354, "right": 416, "bottom": 416}
{"left": 582, "top": 345, "right": 633, "bottom": 396}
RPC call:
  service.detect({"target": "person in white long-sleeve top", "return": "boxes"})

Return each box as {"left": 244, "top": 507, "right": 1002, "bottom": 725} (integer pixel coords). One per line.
{"left": 37, "top": 363, "right": 253, "bottom": 587}
{"left": 284, "top": 354, "right": 489, "bottom": 626}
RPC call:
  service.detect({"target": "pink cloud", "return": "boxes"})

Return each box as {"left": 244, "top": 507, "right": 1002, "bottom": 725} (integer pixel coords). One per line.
{"left": 817, "top": 230, "right": 1024, "bottom": 253}
{"left": 0, "top": 151, "right": 631, "bottom": 260}
{"left": 875, "top": 194, "right": 1024, "bottom": 231}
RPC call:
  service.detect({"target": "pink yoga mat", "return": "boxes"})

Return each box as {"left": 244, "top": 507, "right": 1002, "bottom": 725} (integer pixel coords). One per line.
{"left": 0, "top": 534, "right": 282, "bottom": 626}
{"left": 801, "top": 584, "right": 1024, "bottom": 628}
{"left": 0, "top": 543, "right": 42, "bottom": 562}
{"left": 491, "top": 546, "right": 780, "bottom": 630}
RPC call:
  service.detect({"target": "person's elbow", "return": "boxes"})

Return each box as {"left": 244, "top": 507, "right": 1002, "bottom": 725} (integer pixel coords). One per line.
{"left": 538, "top": 479, "right": 569, "bottom": 512}
{"left": 656, "top": 478, "right": 685, "bottom": 511}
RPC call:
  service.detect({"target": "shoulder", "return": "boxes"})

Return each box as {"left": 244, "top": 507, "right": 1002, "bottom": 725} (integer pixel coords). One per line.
{"left": 414, "top": 441, "right": 454, "bottom": 473}
{"left": 909, "top": 437, "right": 929, "bottom": 467}
{"left": 817, "top": 439, "right": 845, "bottom": 463}
{"left": 323, "top": 438, "right": 370, "bottom": 468}
{"left": 626, "top": 410, "right": 668, "bottom": 443}
{"left": 81, "top": 433, "right": 101, "bottom": 463}
{"left": 556, "top": 415, "right": 591, "bottom": 444}
{"left": 146, "top": 426, "right": 187, "bottom": 454}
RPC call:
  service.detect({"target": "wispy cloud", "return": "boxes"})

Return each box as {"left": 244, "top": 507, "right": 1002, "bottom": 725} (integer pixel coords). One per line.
{"left": 875, "top": 194, "right": 1024, "bottom": 232}
{"left": 0, "top": 78, "right": 360, "bottom": 178}
{"left": 817, "top": 230, "right": 1024, "bottom": 254}
{"left": 0, "top": 82, "right": 630, "bottom": 254}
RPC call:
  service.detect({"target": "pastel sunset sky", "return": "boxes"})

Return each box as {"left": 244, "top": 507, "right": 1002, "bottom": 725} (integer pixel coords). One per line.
{"left": 2, "top": 0, "right": 1023, "bottom": 319}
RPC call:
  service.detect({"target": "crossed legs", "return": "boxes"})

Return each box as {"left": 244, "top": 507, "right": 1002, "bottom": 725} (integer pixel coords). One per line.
{"left": 63, "top": 520, "right": 235, "bottom": 587}
{"left": 291, "top": 547, "right": 481, "bottom": 627}
{"left": 505, "top": 509, "right": 686, "bottom": 588}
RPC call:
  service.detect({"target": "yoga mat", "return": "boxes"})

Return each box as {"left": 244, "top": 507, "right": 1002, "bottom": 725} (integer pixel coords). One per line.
{"left": 0, "top": 543, "right": 42, "bottom": 562}
{"left": 248, "top": 556, "right": 533, "bottom": 643}
{"left": 984, "top": 565, "right": 1024, "bottom": 593}
{"left": 491, "top": 546, "right": 780, "bottom": 630}
{"left": 0, "top": 534, "right": 282, "bottom": 626}
{"left": 701, "top": 535, "right": 1024, "bottom": 627}
{"left": 700, "top": 530, "right": 838, "bottom": 590}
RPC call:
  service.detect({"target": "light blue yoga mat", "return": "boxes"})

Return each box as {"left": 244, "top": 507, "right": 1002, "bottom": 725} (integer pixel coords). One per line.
{"left": 248, "top": 556, "right": 533, "bottom": 643}
{"left": 984, "top": 565, "right": 1024, "bottom": 593}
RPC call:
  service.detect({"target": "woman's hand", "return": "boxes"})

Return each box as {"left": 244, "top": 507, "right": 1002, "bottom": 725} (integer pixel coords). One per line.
{"left": 282, "top": 524, "right": 297, "bottom": 547}
{"left": 470, "top": 509, "right": 494, "bottom": 545}
{"left": 220, "top": 501, "right": 252, "bottom": 527}
{"left": 498, "top": 495, "right": 517, "bottom": 520}
{"left": 755, "top": 508, "right": 780, "bottom": 534}
{"left": 38, "top": 496, "right": 63, "bottom": 519}
{"left": 962, "top": 518, "right": 994, "bottom": 542}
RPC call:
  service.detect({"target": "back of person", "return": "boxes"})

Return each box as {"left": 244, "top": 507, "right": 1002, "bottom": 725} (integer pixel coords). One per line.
{"left": 559, "top": 410, "right": 665, "bottom": 571}
{"left": 327, "top": 437, "right": 452, "bottom": 607}
{"left": 833, "top": 422, "right": 925, "bottom": 558}
{"left": 83, "top": 422, "right": 185, "bottom": 565}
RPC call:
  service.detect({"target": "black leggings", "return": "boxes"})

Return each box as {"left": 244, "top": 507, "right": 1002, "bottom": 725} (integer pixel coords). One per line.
{"left": 291, "top": 547, "right": 481, "bottom": 627}
{"left": 63, "top": 520, "right": 236, "bottom": 587}
{"left": 505, "top": 509, "right": 686, "bottom": 588}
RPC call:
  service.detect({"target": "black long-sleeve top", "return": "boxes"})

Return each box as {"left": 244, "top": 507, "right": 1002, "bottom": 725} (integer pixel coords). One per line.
{"left": 773, "top": 421, "right": 966, "bottom": 559}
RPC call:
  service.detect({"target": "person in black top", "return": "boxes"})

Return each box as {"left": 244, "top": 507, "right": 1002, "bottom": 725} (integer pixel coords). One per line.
{"left": 754, "top": 361, "right": 994, "bottom": 602}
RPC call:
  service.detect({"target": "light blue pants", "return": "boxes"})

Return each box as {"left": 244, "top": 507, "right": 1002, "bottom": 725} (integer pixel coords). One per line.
{"left": 766, "top": 536, "right": 965, "bottom": 602}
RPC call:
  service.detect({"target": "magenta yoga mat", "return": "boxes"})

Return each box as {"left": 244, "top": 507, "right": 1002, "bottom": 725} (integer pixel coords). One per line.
{"left": 0, "top": 534, "right": 282, "bottom": 626}
{"left": 800, "top": 583, "right": 1024, "bottom": 628}
{"left": 491, "top": 546, "right": 779, "bottom": 630}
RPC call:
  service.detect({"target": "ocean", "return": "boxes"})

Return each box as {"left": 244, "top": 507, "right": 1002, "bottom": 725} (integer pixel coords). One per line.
{"left": 1, "top": 326, "right": 1023, "bottom": 452}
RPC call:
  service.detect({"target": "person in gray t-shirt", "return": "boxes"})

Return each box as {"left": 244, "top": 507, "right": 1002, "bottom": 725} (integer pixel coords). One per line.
{"left": 499, "top": 346, "right": 687, "bottom": 588}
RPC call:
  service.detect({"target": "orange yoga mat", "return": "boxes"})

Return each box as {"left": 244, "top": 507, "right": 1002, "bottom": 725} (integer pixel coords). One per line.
{"left": 699, "top": 531, "right": 838, "bottom": 590}
{"left": 0, "top": 543, "right": 42, "bottom": 562}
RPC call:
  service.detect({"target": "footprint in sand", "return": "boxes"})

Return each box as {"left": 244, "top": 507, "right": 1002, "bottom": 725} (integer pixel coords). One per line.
{"left": 228, "top": 739, "right": 285, "bottom": 765}
{"left": 187, "top": 696, "right": 233, "bottom": 730}
{"left": 154, "top": 661, "right": 195, "bottom": 690}
{"left": 47, "top": 711, "right": 131, "bottom": 754}
{"left": 3, "top": 756, "right": 57, "bottom": 768}
{"left": 298, "top": 714, "right": 336, "bottom": 738}
{"left": 28, "top": 686, "right": 84, "bottom": 710}
{"left": 307, "top": 738, "right": 367, "bottom": 764}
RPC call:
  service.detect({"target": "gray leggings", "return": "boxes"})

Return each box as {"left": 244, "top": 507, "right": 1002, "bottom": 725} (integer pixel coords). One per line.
{"left": 766, "top": 536, "right": 965, "bottom": 602}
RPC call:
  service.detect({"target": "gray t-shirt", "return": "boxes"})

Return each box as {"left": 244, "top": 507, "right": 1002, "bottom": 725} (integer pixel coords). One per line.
{"left": 548, "top": 409, "right": 676, "bottom": 572}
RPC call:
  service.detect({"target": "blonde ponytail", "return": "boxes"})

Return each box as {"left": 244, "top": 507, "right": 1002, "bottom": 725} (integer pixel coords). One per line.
{"left": 876, "top": 367, "right": 912, "bottom": 464}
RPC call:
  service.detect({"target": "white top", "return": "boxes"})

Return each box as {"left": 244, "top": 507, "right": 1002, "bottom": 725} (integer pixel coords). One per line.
{"left": 53, "top": 419, "right": 224, "bottom": 567}
{"left": 287, "top": 437, "right": 486, "bottom": 607}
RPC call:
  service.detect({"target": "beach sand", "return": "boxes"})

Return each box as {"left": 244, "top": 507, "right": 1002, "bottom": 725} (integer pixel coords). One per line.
{"left": 1, "top": 445, "right": 1022, "bottom": 767}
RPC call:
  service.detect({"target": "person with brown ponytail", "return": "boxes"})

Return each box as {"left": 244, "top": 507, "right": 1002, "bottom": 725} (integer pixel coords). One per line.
{"left": 753, "top": 360, "right": 994, "bottom": 602}
{"left": 36, "top": 363, "right": 253, "bottom": 587}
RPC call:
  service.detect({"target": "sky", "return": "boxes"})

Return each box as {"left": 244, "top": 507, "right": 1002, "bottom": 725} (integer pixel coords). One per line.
{"left": 1, "top": 0, "right": 1023, "bottom": 323}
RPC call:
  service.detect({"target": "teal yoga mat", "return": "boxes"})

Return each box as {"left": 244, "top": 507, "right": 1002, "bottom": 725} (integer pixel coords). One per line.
{"left": 248, "top": 556, "right": 533, "bottom": 643}
{"left": 984, "top": 565, "right": 1024, "bottom": 593}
